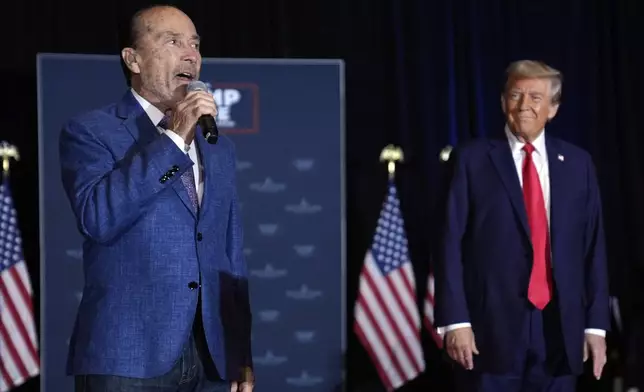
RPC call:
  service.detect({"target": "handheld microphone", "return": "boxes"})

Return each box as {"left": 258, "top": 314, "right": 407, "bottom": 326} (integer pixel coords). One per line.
{"left": 187, "top": 80, "right": 219, "bottom": 144}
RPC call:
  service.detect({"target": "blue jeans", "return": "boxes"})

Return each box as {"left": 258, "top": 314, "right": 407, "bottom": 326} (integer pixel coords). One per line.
{"left": 74, "top": 334, "right": 230, "bottom": 392}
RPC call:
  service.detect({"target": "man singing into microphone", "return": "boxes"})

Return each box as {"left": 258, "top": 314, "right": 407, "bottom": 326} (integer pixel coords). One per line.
{"left": 58, "top": 5, "right": 253, "bottom": 392}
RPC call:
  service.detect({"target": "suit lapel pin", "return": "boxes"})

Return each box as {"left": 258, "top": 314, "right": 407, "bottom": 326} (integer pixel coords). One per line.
{"left": 557, "top": 154, "right": 564, "bottom": 162}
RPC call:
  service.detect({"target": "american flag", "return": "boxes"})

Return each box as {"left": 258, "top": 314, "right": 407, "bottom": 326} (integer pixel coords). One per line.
{"left": 0, "top": 183, "right": 39, "bottom": 391}
{"left": 423, "top": 272, "right": 443, "bottom": 348}
{"left": 353, "top": 181, "right": 425, "bottom": 391}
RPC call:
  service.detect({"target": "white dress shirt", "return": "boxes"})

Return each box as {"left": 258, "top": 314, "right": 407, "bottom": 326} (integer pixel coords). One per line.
{"left": 131, "top": 89, "right": 203, "bottom": 205}
{"left": 437, "top": 126, "right": 605, "bottom": 338}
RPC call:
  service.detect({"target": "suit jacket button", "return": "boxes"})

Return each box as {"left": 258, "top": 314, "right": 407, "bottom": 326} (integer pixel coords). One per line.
{"left": 196, "top": 232, "right": 203, "bottom": 241}
{"left": 188, "top": 281, "right": 199, "bottom": 290}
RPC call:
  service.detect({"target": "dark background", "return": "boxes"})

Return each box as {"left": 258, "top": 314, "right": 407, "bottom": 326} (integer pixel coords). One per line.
{"left": 4, "top": 0, "right": 643, "bottom": 391}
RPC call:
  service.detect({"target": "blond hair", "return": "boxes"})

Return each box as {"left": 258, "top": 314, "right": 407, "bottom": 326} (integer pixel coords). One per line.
{"left": 504, "top": 60, "right": 563, "bottom": 104}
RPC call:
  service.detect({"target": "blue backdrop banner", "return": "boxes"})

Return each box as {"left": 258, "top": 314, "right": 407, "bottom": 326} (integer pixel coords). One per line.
{"left": 37, "top": 53, "right": 345, "bottom": 392}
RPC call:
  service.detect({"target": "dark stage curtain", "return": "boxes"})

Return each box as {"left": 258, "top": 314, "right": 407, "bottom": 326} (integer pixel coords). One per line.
{"left": 5, "top": 0, "right": 643, "bottom": 391}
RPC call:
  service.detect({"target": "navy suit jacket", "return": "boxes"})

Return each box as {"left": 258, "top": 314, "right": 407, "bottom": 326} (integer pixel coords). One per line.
{"left": 59, "top": 91, "right": 252, "bottom": 379}
{"left": 434, "top": 134, "right": 610, "bottom": 375}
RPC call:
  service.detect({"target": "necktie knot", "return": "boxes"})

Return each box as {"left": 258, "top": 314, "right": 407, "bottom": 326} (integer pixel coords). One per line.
{"left": 158, "top": 114, "right": 171, "bottom": 130}
{"left": 523, "top": 143, "right": 535, "bottom": 155}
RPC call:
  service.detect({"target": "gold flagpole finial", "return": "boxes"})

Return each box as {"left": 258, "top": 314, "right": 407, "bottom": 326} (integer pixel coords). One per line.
{"left": 0, "top": 142, "right": 20, "bottom": 177}
{"left": 379, "top": 144, "right": 404, "bottom": 179}
{"left": 439, "top": 145, "right": 453, "bottom": 162}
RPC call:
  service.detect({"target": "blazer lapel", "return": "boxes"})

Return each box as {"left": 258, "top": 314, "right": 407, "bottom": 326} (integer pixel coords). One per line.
{"left": 545, "top": 136, "right": 565, "bottom": 261}
{"left": 117, "top": 91, "right": 160, "bottom": 148}
{"left": 194, "top": 132, "right": 209, "bottom": 219}
{"left": 117, "top": 90, "right": 197, "bottom": 219}
{"left": 194, "top": 128, "right": 226, "bottom": 221}
{"left": 488, "top": 139, "right": 530, "bottom": 238}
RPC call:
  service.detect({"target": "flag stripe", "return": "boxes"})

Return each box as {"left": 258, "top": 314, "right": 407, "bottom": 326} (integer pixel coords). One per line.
{"left": 0, "top": 183, "right": 40, "bottom": 392}
{"left": 354, "top": 307, "right": 400, "bottom": 389}
{"left": 355, "top": 296, "right": 408, "bottom": 382}
{"left": 424, "top": 298, "right": 434, "bottom": 322}
{"left": 364, "top": 257, "right": 418, "bottom": 344}
{"left": 1, "top": 270, "right": 38, "bottom": 363}
{"left": 14, "top": 262, "right": 32, "bottom": 295}
{"left": 423, "top": 272, "right": 443, "bottom": 348}
{"left": 0, "top": 305, "right": 30, "bottom": 379}
{"left": 392, "top": 265, "right": 420, "bottom": 326}
{"left": 402, "top": 264, "right": 416, "bottom": 291}
{"left": 0, "top": 321, "right": 26, "bottom": 385}
{"left": 380, "top": 270, "right": 424, "bottom": 371}
{"left": 353, "top": 182, "right": 425, "bottom": 391}
{"left": 359, "top": 262, "right": 417, "bottom": 376}
{"left": 0, "top": 333, "right": 18, "bottom": 391}
{"left": 364, "top": 256, "right": 423, "bottom": 372}
{"left": 4, "top": 267, "right": 33, "bottom": 322}
{"left": 0, "top": 355, "right": 11, "bottom": 391}
{"left": 1, "top": 271, "right": 38, "bottom": 372}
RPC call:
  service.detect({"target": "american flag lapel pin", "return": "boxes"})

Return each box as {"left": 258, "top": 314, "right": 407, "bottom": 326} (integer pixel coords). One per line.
{"left": 557, "top": 154, "right": 564, "bottom": 162}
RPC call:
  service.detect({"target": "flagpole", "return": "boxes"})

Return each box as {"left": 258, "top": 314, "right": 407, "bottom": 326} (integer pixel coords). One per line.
{"left": 379, "top": 144, "right": 404, "bottom": 180}
{"left": 0, "top": 141, "right": 20, "bottom": 181}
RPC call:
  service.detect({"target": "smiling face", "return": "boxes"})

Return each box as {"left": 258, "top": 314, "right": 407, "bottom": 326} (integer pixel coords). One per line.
{"left": 121, "top": 6, "right": 201, "bottom": 111}
{"left": 500, "top": 60, "right": 563, "bottom": 143}
{"left": 502, "top": 77, "right": 559, "bottom": 142}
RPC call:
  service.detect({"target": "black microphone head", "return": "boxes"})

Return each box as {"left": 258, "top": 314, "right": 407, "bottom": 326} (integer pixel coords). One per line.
{"left": 186, "top": 80, "right": 209, "bottom": 93}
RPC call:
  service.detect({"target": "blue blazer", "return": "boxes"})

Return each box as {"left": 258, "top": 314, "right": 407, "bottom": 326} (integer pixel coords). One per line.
{"left": 59, "top": 91, "right": 252, "bottom": 379}
{"left": 434, "top": 135, "right": 610, "bottom": 375}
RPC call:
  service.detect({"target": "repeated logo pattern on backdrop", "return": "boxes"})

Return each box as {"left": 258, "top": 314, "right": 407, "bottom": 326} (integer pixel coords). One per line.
{"left": 37, "top": 54, "right": 345, "bottom": 392}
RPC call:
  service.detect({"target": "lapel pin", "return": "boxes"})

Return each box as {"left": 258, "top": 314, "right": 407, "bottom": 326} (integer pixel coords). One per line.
{"left": 557, "top": 154, "right": 564, "bottom": 162}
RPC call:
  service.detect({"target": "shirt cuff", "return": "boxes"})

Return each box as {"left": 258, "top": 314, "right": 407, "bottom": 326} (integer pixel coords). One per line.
{"left": 437, "top": 322, "right": 471, "bottom": 336}
{"left": 163, "top": 129, "right": 189, "bottom": 152}
{"left": 584, "top": 328, "right": 606, "bottom": 337}
{"left": 437, "top": 326, "right": 604, "bottom": 337}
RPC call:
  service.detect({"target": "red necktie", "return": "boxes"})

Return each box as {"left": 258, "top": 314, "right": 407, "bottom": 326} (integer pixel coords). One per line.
{"left": 522, "top": 143, "right": 553, "bottom": 310}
